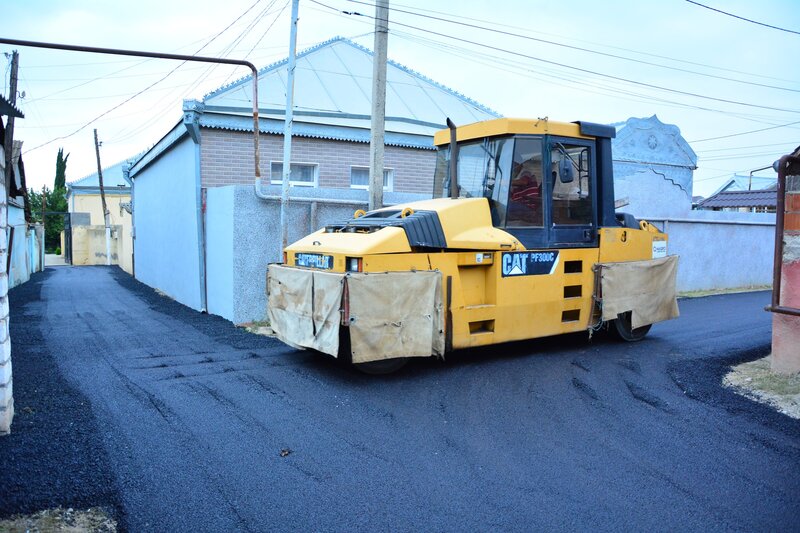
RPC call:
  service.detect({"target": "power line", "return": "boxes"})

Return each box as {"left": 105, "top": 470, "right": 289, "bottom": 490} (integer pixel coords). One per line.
{"left": 377, "top": 0, "right": 798, "bottom": 84}
{"left": 23, "top": 0, "right": 265, "bottom": 153}
{"left": 686, "top": 0, "right": 800, "bottom": 36}
{"left": 311, "top": 0, "right": 800, "bottom": 115}
{"left": 696, "top": 141, "right": 799, "bottom": 153}
{"left": 342, "top": 0, "right": 800, "bottom": 93}
{"left": 389, "top": 28, "right": 797, "bottom": 126}
{"left": 690, "top": 121, "right": 800, "bottom": 143}
{"left": 108, "top": 1, "right": 290, "bottom": 145}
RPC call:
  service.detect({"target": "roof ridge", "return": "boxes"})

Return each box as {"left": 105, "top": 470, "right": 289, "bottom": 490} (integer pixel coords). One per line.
{"left": 202, "top": 36, "right": 499, "bottom": 117}
{"left": 203, "top": 36, "right": 350, "bottom": 101}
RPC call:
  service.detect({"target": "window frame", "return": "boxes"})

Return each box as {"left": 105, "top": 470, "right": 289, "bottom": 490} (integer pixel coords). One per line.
{"left": 349, "top": 165, "right": 394, "bottom": 191}
{"left": 269, "top": 161, "right": 319, "bottom": 187}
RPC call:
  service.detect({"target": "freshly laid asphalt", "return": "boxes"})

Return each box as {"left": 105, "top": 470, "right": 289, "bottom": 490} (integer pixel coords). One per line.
{"left": 2, "top": 266, "right": 798, "bottom": 531}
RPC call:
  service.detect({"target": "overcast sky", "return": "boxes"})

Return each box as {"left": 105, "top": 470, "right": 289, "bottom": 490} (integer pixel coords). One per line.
{"left": 3, "top": 0, "right": 799, "bottom": 196}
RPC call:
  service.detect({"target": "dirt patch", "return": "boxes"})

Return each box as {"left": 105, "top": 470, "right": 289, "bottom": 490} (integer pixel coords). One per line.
{"left": 678, "top": 285, "right": 771, "bottom": 298}
{"left": 0, "top": 507, "right": 117, "bottom": 532}
{"left": 241, "top": 320, "right": 274, "bottom": 337}
{"left": 724, "top": 355, "right": 800, "bottom": 419}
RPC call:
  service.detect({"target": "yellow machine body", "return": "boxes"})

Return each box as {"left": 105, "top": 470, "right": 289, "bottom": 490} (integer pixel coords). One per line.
{"left": 285, "top": 200, "right": 666, "bottom": 350}
{"left": 271, "top": 118, "right": 678, "bottom": 364}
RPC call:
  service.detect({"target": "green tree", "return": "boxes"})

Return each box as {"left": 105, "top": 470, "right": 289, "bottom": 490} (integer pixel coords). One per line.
{"left": 54, "top": 148, "right": 69, "bottom": 190}
{"left": 29, "top": 148, "right": 70, "bottom": 252}
{"left": 29, "top": 187, "right": 67, "bottom": 252}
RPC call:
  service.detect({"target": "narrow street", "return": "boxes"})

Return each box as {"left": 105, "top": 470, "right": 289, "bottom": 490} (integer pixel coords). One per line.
{"left": 3, "top": 266, "right": 799, "bottom": 531}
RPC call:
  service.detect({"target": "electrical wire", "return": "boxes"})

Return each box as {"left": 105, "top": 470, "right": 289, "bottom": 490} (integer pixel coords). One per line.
{"left": 107, "top": 0, "right": 287, "bottom": 145}
{"left": 389, "top": 28, "right": 796, "bottom": 126}
{"left": 686, "top": 0, "right": 800, "bottom": 36}
{"left": 341, "top": 0, "right": 800, "bottom": 93}
{"left": 22, "top": 0, "right": 266, "bottom": 154}
{"left": 310, "top": 0, "right": 800, "bottom": 115}
{"left": 690, "top": 121, "right": 800, "bottom": 143}
{"left": 368, "top": 0, "right": 798, "bottom": 84}
{"left": 696, "top": 141, "right": 799, "bottom": 153}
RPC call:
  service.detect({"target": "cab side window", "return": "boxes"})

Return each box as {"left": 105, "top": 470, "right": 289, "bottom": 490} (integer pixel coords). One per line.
{"left": 550, "top": 144, "right": 592, "bottom": 226}
{"left": 507, "top": 138, "right": 544, "bottom": 227}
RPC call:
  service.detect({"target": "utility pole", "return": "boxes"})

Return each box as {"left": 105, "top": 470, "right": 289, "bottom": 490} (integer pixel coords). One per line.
{"left": 41, "top": 185, "right": 46, "bottom": 225}
{"left": 279, "top": 0, "right": 300, "bottom": 255}
{"left": 369, "top": 0, "right": 389, "bottom": 211}
{"left": 4, "top": 50, "right": 31, "bottom": 224}
{"left": 41, "top": 185, "right": 47, "bottom": 260}
{"left": 93, "top": 129, "right": 111, "bottom": 266}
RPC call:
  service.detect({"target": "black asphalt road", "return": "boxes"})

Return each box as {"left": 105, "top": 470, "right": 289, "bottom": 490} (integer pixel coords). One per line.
{"left": 3, "top": 266, "right": 799, "bottom": 531}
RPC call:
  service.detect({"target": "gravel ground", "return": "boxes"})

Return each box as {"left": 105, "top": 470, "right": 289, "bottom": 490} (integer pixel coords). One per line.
{"left": 1, "top": 266, "right": 799, "bottom": 532}
{"left": 0, "top": 270, "right": 121, "bottom": 523}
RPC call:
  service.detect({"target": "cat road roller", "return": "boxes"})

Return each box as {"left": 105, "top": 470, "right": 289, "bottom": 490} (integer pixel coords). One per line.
{"left": 267, "top": 117, "right": 679, "bottom": 373}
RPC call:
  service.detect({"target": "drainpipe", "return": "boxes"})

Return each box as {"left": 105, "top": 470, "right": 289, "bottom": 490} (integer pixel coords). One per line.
{"left": 122, "top": 163, "right": 134, "bottom": 277}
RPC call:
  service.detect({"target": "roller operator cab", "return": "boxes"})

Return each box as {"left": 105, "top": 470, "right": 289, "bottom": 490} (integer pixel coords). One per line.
{"left": 268, "top": 118, "right": 679, "bottom": 373}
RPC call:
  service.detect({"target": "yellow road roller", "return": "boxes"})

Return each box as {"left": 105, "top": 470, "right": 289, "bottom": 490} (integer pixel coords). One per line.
{"left": 268, "top": 118, "right": 679, "bottom": 373}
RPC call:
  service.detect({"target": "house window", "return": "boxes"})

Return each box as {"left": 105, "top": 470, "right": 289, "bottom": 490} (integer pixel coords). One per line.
{"left": 350, "top": 166, "right": 393, "bottom": 191}
{"left": 270, "top": 162, "right": 317, "bottom": 186}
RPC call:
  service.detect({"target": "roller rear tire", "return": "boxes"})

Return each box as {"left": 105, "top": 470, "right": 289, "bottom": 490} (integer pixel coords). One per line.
{"left": 611, "top": 311, "right": 651, "bottom": 342}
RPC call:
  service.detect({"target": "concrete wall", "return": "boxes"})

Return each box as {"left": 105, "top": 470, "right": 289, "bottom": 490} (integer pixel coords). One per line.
{"left": 7, "top": 205, "right": 44, "bottom": 289}
{"left": 613, "top": 164, "right": 694, "bottom": 220}
{"left": 0, "top": 142, "right": 13, "bottom": 434}
{"left": 201, "top": 129, "right": 437, "bottom": 194}
{"left": 199, "top": 185, "right": 425, "bottom": 324}
{"left": 71, "top": 193, "right": 133, "bottom": 274}
{"left": 71, "top": 225, "right": 120, "bottom": 266}
{"left": 133, "top": 137, "right": 204, "bottom": 310}
{"left": 205, "top": 186, "right": 234, "bottom": 320}
{"left": 644, "top": 210, "right": 776, "bottom": 292}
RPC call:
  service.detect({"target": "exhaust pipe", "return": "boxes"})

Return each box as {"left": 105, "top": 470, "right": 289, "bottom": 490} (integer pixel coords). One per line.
{"left": 446, "top": 117, "right": 459, "bottom": 199}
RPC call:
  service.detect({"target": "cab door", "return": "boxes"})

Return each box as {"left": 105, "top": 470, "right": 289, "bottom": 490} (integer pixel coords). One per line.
{"left": 547, "top": 138, "right": 598, "bottom": 248}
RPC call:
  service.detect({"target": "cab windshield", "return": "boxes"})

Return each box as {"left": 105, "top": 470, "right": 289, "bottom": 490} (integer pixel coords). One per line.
{"left": 434, "top": 136, "right": 542, "bottom": 226}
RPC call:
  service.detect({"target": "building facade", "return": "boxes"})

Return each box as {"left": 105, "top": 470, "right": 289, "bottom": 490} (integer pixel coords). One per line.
{"left": 66, "top": 159, "right": 134, "bottom": 274}
{"left": 130, "top": 37, "right": 499, "bottom": 323}
{"left": 611, "top": 115, "right": 698, "bottom": 218}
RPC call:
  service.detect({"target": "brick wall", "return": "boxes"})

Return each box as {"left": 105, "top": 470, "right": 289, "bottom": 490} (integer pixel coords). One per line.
{"left": 200, "top": 129, "right": 437, "bottom": 194}
{"left": 0, "top": 141, "right": 12, "bottom": 435}
{"left": 772, "top": 173, "right": 800, "bottom": 374}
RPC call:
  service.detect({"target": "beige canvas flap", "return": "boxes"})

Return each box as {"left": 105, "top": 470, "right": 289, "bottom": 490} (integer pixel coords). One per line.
{"left": 346, "top": 271, "right": 444, "bottom": 364}
{"left": 600, "top": 255, "right": 680, "bottom": 329}
{"left": 267, "top": 265, "right": 344, "bottom": 356}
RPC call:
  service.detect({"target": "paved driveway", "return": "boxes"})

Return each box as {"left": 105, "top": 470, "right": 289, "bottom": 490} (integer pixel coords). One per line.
{"left": 3, "top": 267, "right": 799, "bottom": 531}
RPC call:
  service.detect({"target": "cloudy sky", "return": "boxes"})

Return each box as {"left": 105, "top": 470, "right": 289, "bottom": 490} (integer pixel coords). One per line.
{"left": 3, "top": 0, "right": 799, "bottom": 196}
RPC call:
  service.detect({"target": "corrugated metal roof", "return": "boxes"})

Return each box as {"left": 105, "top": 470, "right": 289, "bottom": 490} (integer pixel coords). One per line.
{"left": 68, "top": 159, "right": 132, "bottom": 191}
{"left": 204, "top": 36, "right": 499, "bottom": 132}
{"left": 698, "top": 189, "right": 776, "bottom": 209}
{"left": 199, "top": 113, "right": 434, "bottom": 150}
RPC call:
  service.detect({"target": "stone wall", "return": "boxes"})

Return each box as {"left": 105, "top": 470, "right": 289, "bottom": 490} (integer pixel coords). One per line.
{"left": 0, "top": 140, "right": 13, "bottom": 434}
